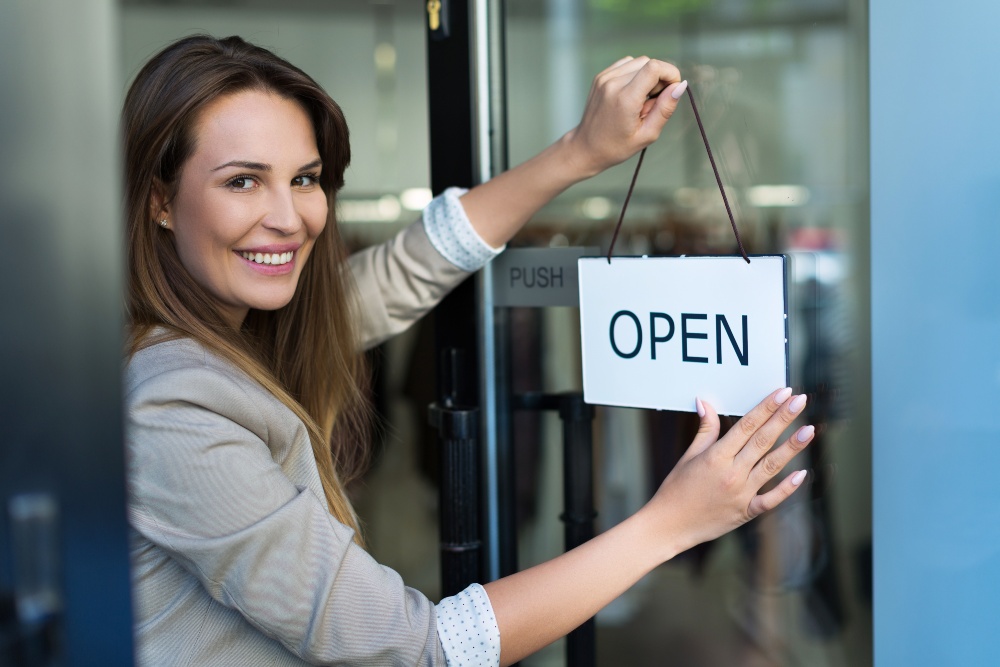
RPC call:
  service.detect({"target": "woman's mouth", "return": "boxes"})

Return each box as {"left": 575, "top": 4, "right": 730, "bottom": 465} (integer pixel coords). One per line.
{"left": 240, "top": 251, "right": 294, "bottom": 266}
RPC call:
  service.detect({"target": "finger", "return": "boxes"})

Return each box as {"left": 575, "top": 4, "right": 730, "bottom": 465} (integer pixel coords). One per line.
{"left": 594, "top": 56, "right": 649, "bottom": 101}
{"left": 747, "top": 469, "right": 808, "bottom": 520}
{"left": 596, "top": 55, "right": 635, "bottom": 78}
{"left": 639, "top": 79, "right": 683, "bottom": 118}
{"left": 586, "top": 57, "right": 649, "bottom": 111}
{"left": 637, "top": 80, "right": 687, "bottom": 139}
{"left": 681, "top": 397, "right": 720, "bottom": 461}
{"left": 645, "top": 73, "right": 678, "bottom": 99}
{"left": 639, "top": 97, "right": 657, "bottom": 119}
{"left": 734, "top": 392, "right": 808, "bottom": 469}
{"left": 622, "top": 58, "right": 682, "bottom": 101}
{"left": 716, "top": 387, "right": 793, "bottom": 458}
{"left": 750, "top": 424, "right": 815, "bottom": 487}
{"left": 596, "top": 56, "right": 651, "bottom": 90}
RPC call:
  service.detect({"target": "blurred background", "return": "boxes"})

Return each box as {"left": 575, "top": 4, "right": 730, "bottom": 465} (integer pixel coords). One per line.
{"left": 7, "top": 0, "right": 1000, "bottom": 665}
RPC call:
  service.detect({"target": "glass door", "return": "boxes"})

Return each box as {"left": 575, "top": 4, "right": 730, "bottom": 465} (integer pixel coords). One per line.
{"left": 494, "top": 1, "right": 872, "bottom": 664}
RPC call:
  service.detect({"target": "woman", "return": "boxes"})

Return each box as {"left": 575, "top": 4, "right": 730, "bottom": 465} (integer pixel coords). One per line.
{"left": 124, "top": 34, "right": 813, "bottom": 666}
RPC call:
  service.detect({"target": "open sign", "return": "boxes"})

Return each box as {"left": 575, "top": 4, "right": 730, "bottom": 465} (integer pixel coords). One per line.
{"left": 578, "top": 256, "right": 788, "bottom": 416}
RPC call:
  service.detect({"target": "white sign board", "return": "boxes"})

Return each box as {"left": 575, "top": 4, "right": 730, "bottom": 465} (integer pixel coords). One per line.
{"left": 578, "top": 256, "right": 788, "bottom": 416}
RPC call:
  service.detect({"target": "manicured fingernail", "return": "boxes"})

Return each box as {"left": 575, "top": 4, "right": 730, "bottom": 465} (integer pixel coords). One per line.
{"left": 671, "top": 80, "right": 688, "bottom": 99}
{"left": 791, "top": 470, "right": 808, "bottom": 486}
{"left": 788, "top": 394, "right": 807, "bottom": 414}
{"left": 796, "top": 425, "right": 815, "bottom": 443}
{"left": 774, "top": 387, "right": 792, "bottom": 405}
{"left": 695, "top": 397, "right": 705, "bottom": 418}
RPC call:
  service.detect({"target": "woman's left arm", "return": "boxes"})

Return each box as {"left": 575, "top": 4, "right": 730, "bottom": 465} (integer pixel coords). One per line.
{"left": 460, "top": 56, "right": 687, "bottom": 248}
{"left": 348, "top": 56, "right": 686, "bottom": 350}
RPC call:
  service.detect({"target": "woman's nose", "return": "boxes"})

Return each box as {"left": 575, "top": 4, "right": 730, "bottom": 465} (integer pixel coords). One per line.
{"left": 261, "top": 189, "right": 302, "bottom": 234}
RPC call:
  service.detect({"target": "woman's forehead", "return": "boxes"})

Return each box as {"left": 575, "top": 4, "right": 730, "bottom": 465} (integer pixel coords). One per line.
{"left": 188, "top": 90, "right": 320, "bottom": 170}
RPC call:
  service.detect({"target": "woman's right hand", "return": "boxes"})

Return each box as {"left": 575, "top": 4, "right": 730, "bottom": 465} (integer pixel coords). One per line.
{"left": 485, "top": 388, "right": 814, "bottom": 666}
{"left": 641, "top": 388, "right": 815, "bottom": 561}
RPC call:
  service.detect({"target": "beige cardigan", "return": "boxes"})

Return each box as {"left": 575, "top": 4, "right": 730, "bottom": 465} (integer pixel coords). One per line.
{"left": 127, "top": 220, "right": 475, "bottom": 666}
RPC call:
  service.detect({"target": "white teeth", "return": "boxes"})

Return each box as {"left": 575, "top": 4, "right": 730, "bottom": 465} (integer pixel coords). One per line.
{"left": 241, "top": 251, "right": 293, "bottom": 265}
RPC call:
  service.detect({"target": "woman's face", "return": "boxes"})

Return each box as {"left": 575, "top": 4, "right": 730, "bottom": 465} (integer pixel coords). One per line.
{"left": 160, "top": 89, "right": 328, "bottom": 326}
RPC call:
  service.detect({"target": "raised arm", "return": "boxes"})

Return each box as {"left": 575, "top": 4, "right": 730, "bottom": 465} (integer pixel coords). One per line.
{"left": 348, "top": 57, "right": 687, "bottom": 349}
{"left": 485, "top": 389, "right": 814, "bottom": 666}
{"left": 461, "top": 56, "right": 688, "bottom": 248}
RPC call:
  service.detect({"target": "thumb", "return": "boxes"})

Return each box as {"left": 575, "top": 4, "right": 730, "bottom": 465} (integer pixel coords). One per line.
{"left": 682, "top": 396, "right": 720, "bottom": 461}
{"left": 641, "top": 79, "right": 688, "bottom": 139}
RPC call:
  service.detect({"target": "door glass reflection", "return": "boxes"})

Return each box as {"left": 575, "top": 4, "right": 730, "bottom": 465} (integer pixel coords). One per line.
{"left": 504, "top": 1, "right": 871, "bottom": 664}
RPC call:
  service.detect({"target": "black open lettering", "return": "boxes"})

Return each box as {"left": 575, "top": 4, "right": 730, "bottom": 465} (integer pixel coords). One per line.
{"left": 681, "top": 313, "right": 708, "bottom": 363}
{"left": 716, "top": 314, "right": 749, "bottom": 366}
{"left": 649, "top": 312, "right": 675, "bottom": 360}
{"left": 609, "top": 310, "right": 642, "bottom": 359}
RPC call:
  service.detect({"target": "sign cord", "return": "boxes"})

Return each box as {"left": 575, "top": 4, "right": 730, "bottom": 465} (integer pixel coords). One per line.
{"left": 605, "top": 147, "right": 646, "bottom": 264}
{"left": 606, "top": 84, "right": 751, "bottom": 264}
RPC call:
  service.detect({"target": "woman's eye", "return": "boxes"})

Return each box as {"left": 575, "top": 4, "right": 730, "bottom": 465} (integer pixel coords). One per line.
{"left": 294, "top": 173, "right": 319, "bottom": 188}
{"left": 228, "top": 176, "right": 256, "bottom": 191}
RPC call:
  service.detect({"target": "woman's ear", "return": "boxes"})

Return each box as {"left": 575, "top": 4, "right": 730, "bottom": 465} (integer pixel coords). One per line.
{"left": 149, "top": 178, "right": 171, "bottom": 225}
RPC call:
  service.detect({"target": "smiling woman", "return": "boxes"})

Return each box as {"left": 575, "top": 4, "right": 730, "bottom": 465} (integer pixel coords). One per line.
{"left": 123, "top": 36, "right": 369, "bottom": 547}
{"left": 123, "top": 34, "right": 813, "bottom": 667}
{"left": 152, "top": 91, "right": 329, "bottom": 325}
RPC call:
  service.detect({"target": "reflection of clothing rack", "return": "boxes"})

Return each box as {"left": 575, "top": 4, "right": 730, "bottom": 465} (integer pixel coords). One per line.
{"left": 511, "top": 209, "right": 762, "bottom": 260}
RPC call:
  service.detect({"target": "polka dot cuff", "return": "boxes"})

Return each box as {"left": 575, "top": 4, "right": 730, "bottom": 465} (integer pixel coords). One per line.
{"left": 422, "top": 187, "right": 505, "bottom": 272}
{"left": 435, "top": 583, "right": 501, "bottom": 667}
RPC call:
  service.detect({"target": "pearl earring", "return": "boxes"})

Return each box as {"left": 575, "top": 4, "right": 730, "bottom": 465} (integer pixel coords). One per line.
{"left": 159, "top": 219, "right": 168, "bottom": 228}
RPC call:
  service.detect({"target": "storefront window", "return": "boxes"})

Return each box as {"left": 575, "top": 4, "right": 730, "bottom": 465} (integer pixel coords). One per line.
{"left": 505, "top": 1, "right": 871, "bottom": 664}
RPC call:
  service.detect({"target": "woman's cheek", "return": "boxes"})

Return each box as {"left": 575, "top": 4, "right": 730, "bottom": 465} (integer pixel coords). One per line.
{"left": 307, "top": 202, "right": 329, "bottom": 237}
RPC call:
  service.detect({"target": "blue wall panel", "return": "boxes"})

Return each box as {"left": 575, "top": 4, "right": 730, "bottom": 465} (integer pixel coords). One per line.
{"left": 871, "top": 2, "right": 1000, "bottom": 664}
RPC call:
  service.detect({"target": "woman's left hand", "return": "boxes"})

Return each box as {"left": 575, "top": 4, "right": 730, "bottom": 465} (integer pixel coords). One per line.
{"left": 565, "top": 56, "right": 687, "bottom": 178}
{"left": 458, "top": 56, "right": 685, "bottom": 249}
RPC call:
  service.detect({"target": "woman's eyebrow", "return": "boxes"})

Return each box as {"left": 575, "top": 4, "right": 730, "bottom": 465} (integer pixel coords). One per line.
{"left": 212, "top": 160, "right": 270, "bottom": 172}
{"left": 210, "top": 158, "right": 322, "bottom": 172}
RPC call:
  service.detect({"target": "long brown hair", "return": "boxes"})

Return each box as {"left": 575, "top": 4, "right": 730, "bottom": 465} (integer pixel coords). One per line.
{"left": 123, "top": 34, "right": 369, "bottom": 540}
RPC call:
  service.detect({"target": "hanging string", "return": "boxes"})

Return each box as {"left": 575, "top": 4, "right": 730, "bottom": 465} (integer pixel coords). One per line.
{"left": 686, "top": 85, "right": 749, "bottom": 263}
{"left": 605, "top": 147, "right": 646, "bottom": 264}
{"left": 606, "top": 83, "right": 751, "bottom": 264}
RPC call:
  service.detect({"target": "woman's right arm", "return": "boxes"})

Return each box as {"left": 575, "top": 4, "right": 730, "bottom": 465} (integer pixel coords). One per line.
{"left": 485, "top": 388, "right": 813, "bottom": 666}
